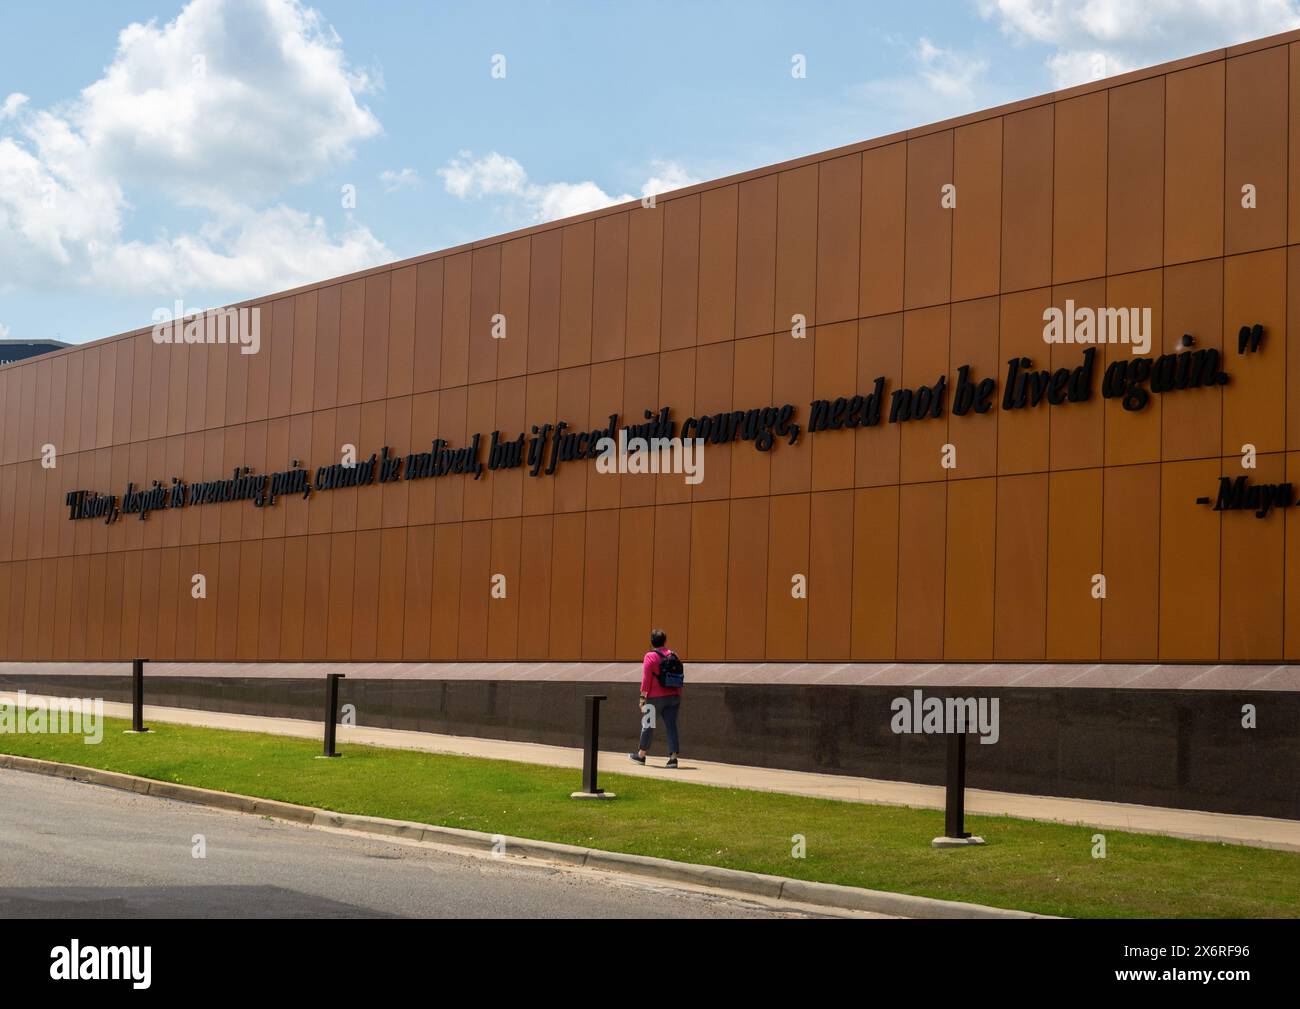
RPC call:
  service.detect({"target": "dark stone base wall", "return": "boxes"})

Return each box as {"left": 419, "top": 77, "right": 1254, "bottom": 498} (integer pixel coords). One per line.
{"left": 2, "top": 674, "right": 1296, "bottom": 820}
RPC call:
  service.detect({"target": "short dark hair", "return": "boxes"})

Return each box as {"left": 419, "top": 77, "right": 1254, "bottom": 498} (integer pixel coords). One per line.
{"left": 650, "top": 628, "right": 668, "bottom": 647}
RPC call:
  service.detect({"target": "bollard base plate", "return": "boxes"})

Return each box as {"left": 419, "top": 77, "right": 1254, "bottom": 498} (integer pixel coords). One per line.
{"left": 570, "top": 791, "right": 617, "bottom": 800}
{"left": 932, "top": 835, "right": 986, "bottom": 848}
{"left": 314, "top": 754, "right": 345, "bottom": 759}
{"left": 122, "top": 729, "right": 152, "bottom": 734}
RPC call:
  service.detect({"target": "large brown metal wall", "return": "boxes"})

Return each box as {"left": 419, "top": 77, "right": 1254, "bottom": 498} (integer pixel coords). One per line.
{"left": 5, "top": 36, "right": 1300, "bottom": 664}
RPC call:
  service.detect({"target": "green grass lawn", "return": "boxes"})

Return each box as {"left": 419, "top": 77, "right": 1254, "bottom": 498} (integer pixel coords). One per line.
{"left": 0, "top": 716, "right": 1296, "bottom": 918}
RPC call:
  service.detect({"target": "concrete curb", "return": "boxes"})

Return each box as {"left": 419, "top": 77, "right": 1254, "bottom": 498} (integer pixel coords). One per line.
{"left": 0, "top": 753, "right": 1053, "bottom": 919}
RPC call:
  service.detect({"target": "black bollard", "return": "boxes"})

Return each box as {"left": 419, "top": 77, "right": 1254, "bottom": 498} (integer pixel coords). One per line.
{"left": 944, "top": 730, "right": 969, "bottom": 839}
{"left": 129, "top": 658, "right": 148, "bottom": 733}
{"left": 322, "top": 673, "right": 346, "bottom": 757}
{"left": 570, "top": 694, "right": 615, "bottom": 800}
{"left": 933, "top": 729, "right": 985, "bottom": 847}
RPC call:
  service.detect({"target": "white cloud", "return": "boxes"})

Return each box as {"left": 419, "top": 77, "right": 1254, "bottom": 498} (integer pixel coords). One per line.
{"left": 854, "top": 38, "right": 991, "bottom": 126}
{"left": 0, "top": 0, "right": 389, "bottom": 299}
{"left": 379, "top": 167, "right": 420, "bottom": 192}
{"left": 980, "top": 0, "right": 1300, "bottom": 87}
{"left": 0, "top": 94, "right": 28, "bottom": 120}
{"left": 439, "top": 151, "right": 698, "bottom": 224}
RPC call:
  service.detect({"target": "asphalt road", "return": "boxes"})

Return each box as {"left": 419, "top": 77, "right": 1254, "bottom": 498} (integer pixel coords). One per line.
{"left": 0, "top": 769, "right": 832, "bottom": 919}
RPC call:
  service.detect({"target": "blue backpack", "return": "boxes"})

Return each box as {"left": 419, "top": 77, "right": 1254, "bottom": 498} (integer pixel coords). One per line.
{"left": 655, "top": 649, "right": 685, "bottom": 688}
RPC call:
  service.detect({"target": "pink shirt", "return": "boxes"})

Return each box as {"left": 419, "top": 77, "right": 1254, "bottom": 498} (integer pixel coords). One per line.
{"left": 641, "top": 648, "right": 683, "bottom": 698}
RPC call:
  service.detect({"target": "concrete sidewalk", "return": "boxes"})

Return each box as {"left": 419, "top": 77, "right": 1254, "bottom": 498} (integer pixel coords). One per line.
{"left": 5, "top": 691, "right": 1299, "bottom": 853}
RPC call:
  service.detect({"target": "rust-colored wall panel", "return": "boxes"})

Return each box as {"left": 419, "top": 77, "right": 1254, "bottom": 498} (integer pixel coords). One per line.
{"left": 807, "top": 489, "right": 852, "bottom": 660}
{"left": 687, "top": 500, "right": 729, "bottom": 660}
{"left": 661, "top": 196, "right": 700, "bottom": 350}
{"left": 1165, "top": 62, "right": 1225, "bottom": 264}
{"left": 1045, "top": 468, "right": 1103, "bottom": 660}
{"left": 997, "top": 289, "right": 1052, "bottom": 474}
{"left": 498, "top": 237, "right": 531, "bottom": 379}
{"left": 376, "top": 527, "right": 407, "bottom": 661}
{"left": 993, "top": 473, "right": 1047, "bottom": 660}
{"left": 905, "top": 131, "right": 953, "bottom": 309}
{"left": 1220, "top": 453, "right": 1284, "bottom": 660}
{"left": 775, "top": 166, "right": 819, "bottom": 331}
{"left": 1108, "top": 77, "right": 1165, "bottom": 275}
{"left": 1225, "top": 47, "right": 1287, "bottom": 255}
{"left": 625, "top": 206, "right": 663, "bottom": 356}
{"left": 1001, "top": 106, "right": 1053, "bottom": 292}
{"left": 614, "top": 506, "right": 655, "bottom": 660}
{"left": 468, "top": 245, "right": 500, "bottom": 385}
{"left": 591, "top": 214, "right": 629, "bottom": 362}
{"left": 1160, "top": 459, "right": 1221, "bottom": 661}
{"left": 899, "top": 306, "right": 949, "bottom": 484}
{"left": 1164, "top": 260, "right": 1224, "bottom": 460}
{"left": 1053, "top": 93, "right": 1106, "bottom": 284}
{"left": 948, "top": 297, "right": 999, "bottom": 479}
{"left": 547, "top": 512, "right": 584, "bottom": 660}
{"left": 581, "top": 509, "right": 619, "bottom": 659}
{"left": 558, "top": 222, "right": 594, "bottom": 368}
{"left": 816, "top": 155, "right": 861, "bottom": 324}
{"left": 736, "top": 176, "right": 777, "bottom": 339}
{"left": 698, "top": 186, "right": 738, "bottom": 345}
{"left": 486, "top": 518, "right": 521, "bottom": 660}
{"left": 1103, "top": 269, "right": 1163, "bottom": 466}
{"left": 725, "top": 497, "right": 769, "bottom": 659}
{"left": 457, "top": 520, "right": 491, "bottom": 660}
{"left": 650, "top": 503, "right": 691, "bottom": 655}
{"left": 1100, "top": 464, "right": 1160, "bottom": 660}
{"left": 952, "top": 118, "right": 1002, "bottom": 300}
{"left": 441, "top": 253, "right": 472, "bottom": 389}
{"left": 528, "top": 230, "right": 562, "bottom": 371}
{"left": 810, "top": 321, "right": 858, "bottom": 490}
{"left": 1223, "top": 249, "right": 1286, "bottom": 456}
{"left": 517, "top": 514, "right": 553, "bottom": 661}
{"left": 765, "top": 493, "right": 810, "bottom": 660}
{"left": 860, "top": 143, "right": 906, "bottom": 319}
{"left": 943, "top": 477, "right": 995, "bottom": 660}
{"left": 896, "top": 481, "right": 945, "bottom": 659}
{"left": 855, "top": 315, "right": 902, "bottom": 487}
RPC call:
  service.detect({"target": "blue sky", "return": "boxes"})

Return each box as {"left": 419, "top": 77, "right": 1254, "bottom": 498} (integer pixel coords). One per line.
{"left": 2, "top": 0, "right": 1299, "bottom": 346}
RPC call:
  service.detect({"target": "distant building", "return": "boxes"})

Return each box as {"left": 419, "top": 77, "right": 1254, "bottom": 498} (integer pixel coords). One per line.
{"left": 0, "top": 339, "right": 70, "bottom": 367}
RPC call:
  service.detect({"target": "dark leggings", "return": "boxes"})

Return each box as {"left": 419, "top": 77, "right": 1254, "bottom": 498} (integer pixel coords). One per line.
{"left": 639, "top": 696, "right": 680, "bottom": 754}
